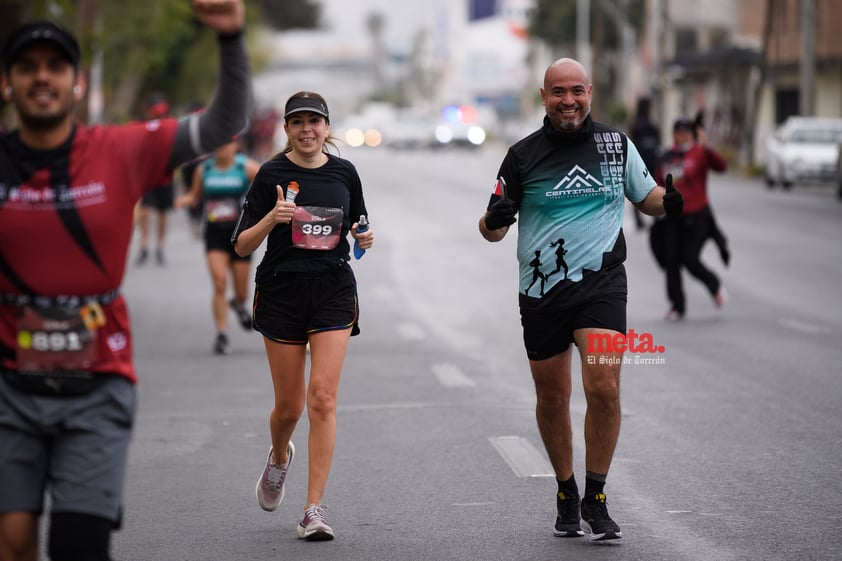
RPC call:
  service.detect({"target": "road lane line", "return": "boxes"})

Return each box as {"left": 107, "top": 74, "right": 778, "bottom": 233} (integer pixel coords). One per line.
{"left": 778, "top": 317, "right": 832, "bottom": 335}
{"left": 489, "top": 436, "right": 554, "bottom": 478}
{"left": 432, "top": 363, "right": 475, "bottom": 387}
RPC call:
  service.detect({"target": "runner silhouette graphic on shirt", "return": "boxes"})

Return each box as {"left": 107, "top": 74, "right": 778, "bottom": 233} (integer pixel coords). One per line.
{"left": 546, "top": 238, "right": 569, "bottom": 280}
{"left": 525, "top": 250, "right": 547, "bottom": 296}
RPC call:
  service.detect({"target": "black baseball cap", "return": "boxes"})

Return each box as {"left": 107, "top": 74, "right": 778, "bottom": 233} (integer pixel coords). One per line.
{"left": 284, "top": 94, "right": 329, "bottom": 121}
{"left": 2, "top": 20, "right": 80, "bottom": 70}
{"left": 673, "top": 117, "right": 694, "bottom": 132}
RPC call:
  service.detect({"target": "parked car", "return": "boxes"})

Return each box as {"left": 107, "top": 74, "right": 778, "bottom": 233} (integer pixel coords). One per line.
{"left": 764, "top": 116, "right": 842, "bottom": 189}
{"left": 837, "top": 137, "right": 842, "bottom": 200}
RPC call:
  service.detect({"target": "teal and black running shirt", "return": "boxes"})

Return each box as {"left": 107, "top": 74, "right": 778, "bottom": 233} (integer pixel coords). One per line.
{"left": 488, "top": 115, "right": 656, "bottom": 300}
{"left": 202, "top": 153, "right": 250, "bottom": 199}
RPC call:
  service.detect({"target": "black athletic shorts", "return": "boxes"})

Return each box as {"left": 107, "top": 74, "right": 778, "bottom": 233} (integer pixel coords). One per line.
{"left": 141, "top": 182, "right": 174, "bottom": 210}
{"left": 205, "top": 222, "right": 250, "bottom": 261}
{"left": 519, "top": 267, "right": 627, "bottom": 361}
{"left": 253, "top": 265, "right": 359, "bottom": 344}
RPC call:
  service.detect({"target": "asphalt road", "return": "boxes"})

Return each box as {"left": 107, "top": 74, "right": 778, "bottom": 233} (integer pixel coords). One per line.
{"left": 112, "top": 141, "right": 842, "bottom": 561}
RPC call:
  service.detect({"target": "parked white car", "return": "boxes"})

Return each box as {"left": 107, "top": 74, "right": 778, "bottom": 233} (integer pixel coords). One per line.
{"left": 838, "top": 139, "right": 842, "bottom": 199}
{"left": 764, "top": 116, "right": 842, "bottom": 189}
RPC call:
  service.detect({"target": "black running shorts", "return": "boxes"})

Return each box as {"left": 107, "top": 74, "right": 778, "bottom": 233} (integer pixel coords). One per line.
{"left": 253, "top": 266, "right": 359, "bottom": 344}
{"left": 205, "top": 222, "right": 250, "bottom": 261}
{"left": 140, "top": 182, "right": 174, "bottom": 210}
{"left": 519, "top": 270, "right": 627, "bottom": 361}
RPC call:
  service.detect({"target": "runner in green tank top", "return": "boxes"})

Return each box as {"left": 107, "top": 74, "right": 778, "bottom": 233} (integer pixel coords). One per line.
{"left": 176, "top": 138, "right": 260, "bottom": 354}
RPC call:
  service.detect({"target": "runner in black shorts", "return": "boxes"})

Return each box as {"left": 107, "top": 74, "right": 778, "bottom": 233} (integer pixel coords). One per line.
{"left": 478, "top": 58, "right": 683, "bottom": 541}
{"left": 141, "top": 180, "right": 175, "bottom": 210}
{"left": 232, "top": 91, "right": 374, "bottom": 541}
{"left": 254, "top": 266, "right": 359, "bottom": 344}
{"left": 176, "top": 138, "right": 260, "bottom": 354}
{"left": 136, "top": 93, "right": 175, "bottom": 266}
{"left": 521, "top": 282, "right": 627, "bottom": 361}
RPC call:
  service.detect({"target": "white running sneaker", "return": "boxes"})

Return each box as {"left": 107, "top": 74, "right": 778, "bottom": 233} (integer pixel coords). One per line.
{"left": 296, "top": 504, "right": 335, "bottom": 541}
{"left": 255, "top": 442, "right": 295, "bottom": 512}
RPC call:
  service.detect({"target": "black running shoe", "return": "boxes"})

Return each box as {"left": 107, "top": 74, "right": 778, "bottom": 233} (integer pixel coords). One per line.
{"left": 554, "top": 490, "right": 584, "bottom": 537}
{"left": 581, "top": 493, "right": 623, "bottom": 541}
{"left": 229, "top": 299, "right": 253, "bottom": 331}
{"left": 213, "top": 332, "right": 229, "bottom": 355}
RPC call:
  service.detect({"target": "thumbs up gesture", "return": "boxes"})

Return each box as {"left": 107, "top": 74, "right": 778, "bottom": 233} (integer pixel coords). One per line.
{"left": 662, "top": 174, "right": 684, "bottom": 217}
{"left": 272, "top": 184, "right": 295, "bottom": 224}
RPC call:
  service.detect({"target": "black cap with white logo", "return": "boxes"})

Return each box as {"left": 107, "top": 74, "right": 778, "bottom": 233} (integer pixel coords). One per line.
{"left": 3, "top": 20, "right": 80, "bottom": 70}
{"left": 284, "top": 94, "right": 329, "bottom": 121}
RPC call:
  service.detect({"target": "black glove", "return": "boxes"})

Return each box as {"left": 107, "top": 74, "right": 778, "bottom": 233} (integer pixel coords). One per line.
{"left": 663, "top": 174, "right": 684, "bottom": 217}
{"left": 484, "top": 198, "right": 517, "bottom": 231}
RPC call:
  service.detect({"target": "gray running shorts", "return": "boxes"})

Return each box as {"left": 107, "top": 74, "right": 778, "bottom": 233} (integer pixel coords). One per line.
{"left": 0, "top": 374, "right": 136, "bottom": 521}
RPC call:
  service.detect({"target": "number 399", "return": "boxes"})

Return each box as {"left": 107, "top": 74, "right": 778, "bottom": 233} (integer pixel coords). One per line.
{"left": 301, "top": 224, "right": 334, "bottom": 236}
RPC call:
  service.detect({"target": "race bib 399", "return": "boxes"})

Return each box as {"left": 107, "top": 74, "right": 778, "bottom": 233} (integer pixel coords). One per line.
{"left": 291, "top": 206, "right": 343, "bottom": 250}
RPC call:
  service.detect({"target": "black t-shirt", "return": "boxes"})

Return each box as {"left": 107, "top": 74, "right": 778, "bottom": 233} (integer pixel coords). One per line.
{"left": 630, "top": 117, "right": 660, "bottom": 173}
{"left": 236, "top": 152, "right": 367, "bottom": 281}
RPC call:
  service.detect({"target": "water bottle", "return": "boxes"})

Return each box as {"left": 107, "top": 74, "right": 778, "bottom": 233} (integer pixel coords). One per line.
{"left": 353, "top": 215, "right": 369, "bottom": 259}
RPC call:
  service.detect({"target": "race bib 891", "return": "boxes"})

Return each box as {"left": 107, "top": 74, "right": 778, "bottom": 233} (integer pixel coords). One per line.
{"left": 16, "top": 303, "right": 105, "bottom": 372}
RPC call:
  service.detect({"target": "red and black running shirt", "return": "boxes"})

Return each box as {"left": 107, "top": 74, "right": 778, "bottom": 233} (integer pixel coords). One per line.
{"left": 0, "top": 120, "right": 178, "bottom": 382}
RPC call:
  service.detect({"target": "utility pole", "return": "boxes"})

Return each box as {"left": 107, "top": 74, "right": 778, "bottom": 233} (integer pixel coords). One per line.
{"left": 648, "top": 0, "right": 669, "bottom": 144}
{"left": 598, "top": 0, "right": 636, "bottom": 113}
{"left": 75, "top": 0, "right": 102, "bottom": 124}
{"left": 577, "top": 0, "right": 592, "bottom": 76}
{"left": 799, "top": 0, "right": 816, "bottom": 116}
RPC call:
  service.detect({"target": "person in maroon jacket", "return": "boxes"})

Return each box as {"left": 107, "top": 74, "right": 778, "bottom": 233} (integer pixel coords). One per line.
{"left": 0, "top": 2, "right": 249, "bottom": 559}
{"left": 656, "top": 117, "right": 729, "bottom": 320}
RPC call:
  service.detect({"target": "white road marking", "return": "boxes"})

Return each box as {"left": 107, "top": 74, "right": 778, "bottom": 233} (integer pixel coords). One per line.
{"left": 489, "top": 435, "right": 554, "bottom": 478}
{"left": 778, "top": 317, "right": 832, "bottom": 335}
{"left": 432, "top": 363, "right": 476, "bottom": 387}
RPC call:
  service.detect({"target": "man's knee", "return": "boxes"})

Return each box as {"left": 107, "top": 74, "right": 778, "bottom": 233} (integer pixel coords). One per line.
{"left": 535, "top": 383, "right": 573, "bottom": 408}
{"left": 582, "top": 366, "right": 621, "bottom": 404}
{"left": 49, "top": 512, "right": 114, "bottom": 561}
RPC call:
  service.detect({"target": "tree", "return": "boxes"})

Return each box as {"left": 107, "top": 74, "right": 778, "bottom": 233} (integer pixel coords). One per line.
{"left": 528, "top": 0, "right": 577, "bottom": 54}
{"left": 366, "top": 12, "right": 386, "bottom": 90}
{"left": 528, "top": 0, "right": 645, "bottom": 54}
{"left": 1, "top": 0, "right": 321, "bottom": 124}
{"left": 253, "top": 0, "right": 320, "bottom": 30}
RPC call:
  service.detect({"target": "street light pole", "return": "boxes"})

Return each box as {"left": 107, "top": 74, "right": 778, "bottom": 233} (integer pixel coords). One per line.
{"left": 577, "top": 0, "right": 592, "bottom": 76}
{"left": 799, "top": 0, "right": 816, "bottom": 116}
